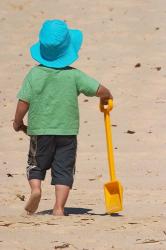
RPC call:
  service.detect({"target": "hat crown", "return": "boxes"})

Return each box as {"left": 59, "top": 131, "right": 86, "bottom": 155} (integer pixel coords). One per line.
{"left": 30, "top": 19, "right": 83, "bottom": 68}
{"left": 39, "top": 20, "right": 70, "bottom": 61}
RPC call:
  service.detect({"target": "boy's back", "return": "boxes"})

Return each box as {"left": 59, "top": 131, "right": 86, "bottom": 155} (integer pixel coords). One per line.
{"left": 17, "top": 65, "right": 99, "bottom": 135}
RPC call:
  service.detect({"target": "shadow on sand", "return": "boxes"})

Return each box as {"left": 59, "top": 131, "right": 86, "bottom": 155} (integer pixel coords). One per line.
{"left": 37, "top": 207, "right": 123, "bottom": 216}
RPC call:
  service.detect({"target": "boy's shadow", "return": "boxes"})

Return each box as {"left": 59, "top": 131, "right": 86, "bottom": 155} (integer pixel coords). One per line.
{"left": 37, "top": 207, "right": 123, "bottom": 216}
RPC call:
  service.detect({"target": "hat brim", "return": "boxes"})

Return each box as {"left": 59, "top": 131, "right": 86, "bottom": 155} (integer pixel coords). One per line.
{"left": 30, "top": 29, "right": 83, "bottom": 68}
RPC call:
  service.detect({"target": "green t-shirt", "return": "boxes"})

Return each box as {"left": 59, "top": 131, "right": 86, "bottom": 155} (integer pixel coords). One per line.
{"left": 17, "top": 65, "right": 100, "bottom": 135}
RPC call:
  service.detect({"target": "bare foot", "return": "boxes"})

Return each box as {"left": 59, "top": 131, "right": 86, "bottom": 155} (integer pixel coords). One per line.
{"left": 26, "top": 211, "right": 34, "bottom": 216}
{"left": 25, "top": 191, "right": 41, "bottom": 214}
{"left": 52, "top": 209, "right": 67, "bottom": 216}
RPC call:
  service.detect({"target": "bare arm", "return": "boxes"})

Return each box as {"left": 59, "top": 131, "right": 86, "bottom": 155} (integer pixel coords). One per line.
{"left": 13, "top": 100, "right": 29, "bottom": 133}
{"left": 96, "top": 85, "right": 113, "bottom": 105}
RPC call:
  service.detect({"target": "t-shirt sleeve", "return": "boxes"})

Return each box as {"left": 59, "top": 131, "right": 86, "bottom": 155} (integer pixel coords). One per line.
{"left": 75, "top": 70, "right": 100, "bottom": 96}
{"left": 17, "top": 72, "right": 32, "bottom": 103}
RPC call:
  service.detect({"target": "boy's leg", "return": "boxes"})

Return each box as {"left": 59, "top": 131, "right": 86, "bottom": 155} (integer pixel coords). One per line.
{"left": 51, "top": 135, "right": 77, "bottom": 216}
{"left": 26, "top": 135, "right": 54, "bottom": 214}
{"left": 25, "top": 179, "right": 42, "bottom": 214}
{"left": 53, "top": 185, "right": 70, "bottom": 216}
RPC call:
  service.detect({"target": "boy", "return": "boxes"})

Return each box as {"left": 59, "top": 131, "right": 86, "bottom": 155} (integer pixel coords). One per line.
{"left": 13, "top": 20, "right": 112, "bottom": 216}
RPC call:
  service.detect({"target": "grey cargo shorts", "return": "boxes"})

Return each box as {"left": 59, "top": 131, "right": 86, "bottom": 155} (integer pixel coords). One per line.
{"left": 27, "top": 135, "right": 77, "bottom": 188}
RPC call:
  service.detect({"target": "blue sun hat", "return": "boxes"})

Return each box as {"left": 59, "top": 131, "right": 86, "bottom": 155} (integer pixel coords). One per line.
{"left": 30, "top": 19, "right": 83, "bottom": 68}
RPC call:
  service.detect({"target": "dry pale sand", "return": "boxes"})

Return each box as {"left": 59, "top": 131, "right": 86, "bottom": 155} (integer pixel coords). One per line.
{"left": 0, "top": 0, "right": 166, "bottom": 249}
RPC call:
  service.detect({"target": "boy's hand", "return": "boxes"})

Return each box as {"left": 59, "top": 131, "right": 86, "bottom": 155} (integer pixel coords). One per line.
{"left": 20, "top": 124, "right": 28, "bottom": 134}
{"left": 13, "top": 100, "right": 29, "bottom": 134}
{"left": 13, "top": 121, "right": 27, "bottom": 134}
{"left": 13, "top": 120, "right": 22, "bottom": 132}
{"left": 100, "top": 96, "right": 113, "bottom": 105}
{"left": 97, "top": 85, "right": 113, "bottom": 105}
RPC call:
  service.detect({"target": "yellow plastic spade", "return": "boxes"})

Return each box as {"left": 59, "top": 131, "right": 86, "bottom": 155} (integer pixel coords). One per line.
{"left": 100, "top": 99, "right": 123, "bottom": 214}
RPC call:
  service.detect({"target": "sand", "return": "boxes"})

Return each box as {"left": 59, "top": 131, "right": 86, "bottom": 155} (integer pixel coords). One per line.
{"left": 0, "top": 0, "right": 166, "bottom": 249}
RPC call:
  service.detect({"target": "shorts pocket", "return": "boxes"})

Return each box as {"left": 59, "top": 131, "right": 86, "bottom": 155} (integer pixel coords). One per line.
{"left": 28, "top": 136, "right": 38, "bottom": 166}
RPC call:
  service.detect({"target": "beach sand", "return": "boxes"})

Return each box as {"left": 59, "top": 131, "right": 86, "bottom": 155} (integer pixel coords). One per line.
{"left": 0, "top": 0, "right": 166, "bottom": 249}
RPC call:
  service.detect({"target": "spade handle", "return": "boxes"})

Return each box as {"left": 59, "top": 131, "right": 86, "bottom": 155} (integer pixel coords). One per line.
{"left": 100, "top": 100, "right": 116, "bottom": 181}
